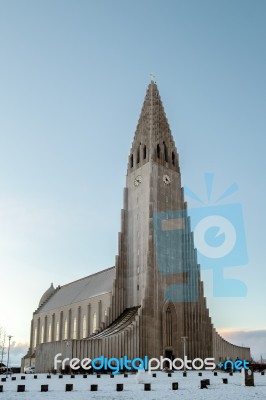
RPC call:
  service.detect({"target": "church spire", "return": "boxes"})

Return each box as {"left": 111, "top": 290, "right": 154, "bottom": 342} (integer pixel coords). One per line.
{"left": 128, "top": 80, "right": 179, "bottom": 173}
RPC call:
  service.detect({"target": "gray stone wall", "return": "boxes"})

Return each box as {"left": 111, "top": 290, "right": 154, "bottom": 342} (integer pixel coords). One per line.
{"left": 30, "top": 292, "right": 111, "bottom": 356}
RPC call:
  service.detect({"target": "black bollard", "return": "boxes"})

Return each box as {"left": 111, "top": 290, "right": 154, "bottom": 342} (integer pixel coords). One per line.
{"left": 261, "top": 371, "right": 265, "bottom": 376}
{"left": 71, "top": 374, "right": 75, "bottom": 379}
{"left": 168, "top": 372, "right": 172, "bottom": 377}
{"left": 47, "top": 375, "right": 51, "bottom": 379}
{"left": 222, "top": 378, "right": 228, "bottom": 384}
{"left": 1, "top": 378, "right": 6, "bottom": 382}
{"left": 12, "top": 377, "right": 16, "bottom": 381}
{"left": 21, "top": 376, "right": 26, "bottom": 380}
{"left": 65, "top": 384, "right": 73, "bottom": 392}
{"left": 214, "top": 372, "right": 217, "bottom": 376}
{"left": 34, "top": 375, "right": 37, "bottom": 379}
{"left": 124, "top": 373, "right": 128, "bottom": 378}
{"left": 183, "top": 371, "right": 187, "bottom": 377}
{"left": 117, "top": 383, "right": 123, "bottom": 391}
{"left": 97, "top": 374, "right": 101, "bottom": 378}
{"left": 0, "top": 386, "right": 3, "bottom": 393}
{"left": 152, "top": 373, "right": 156, "bottom": 378}
{"left": 229, "top": 372, "right": 233, "bottom": 376}
{"left": 144, "top": 383, "right": 151, "bottom": 391}
{"left": 17, "top": 385, "right": 25, "bottom": 392}
{"left": 110, "top": 374, "right": 114, "bottom": 378}
{"left": 91, "top": 384, "right": 98, "bottom": 391}
{"left": 41, "top": 385, "right": 48, "bottom": 392}
{"left": 200, "top": 380, "right": 208, "bottom": 389}
{"left": 59, "top": 375, "right": 63, "bottom": 379}
{"left": 172, "top": 382, "right": 178, "bottom": 390}
{"left": 83, "top": 374, "right": 87, "bottom": 378}
{"left": 198, "top": 372, "right": 202, "bottom": 376}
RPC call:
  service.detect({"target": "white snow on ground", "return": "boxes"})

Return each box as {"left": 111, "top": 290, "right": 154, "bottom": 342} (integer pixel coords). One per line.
{"left": 0, "top": 371, "right": 266, "bottom": 400}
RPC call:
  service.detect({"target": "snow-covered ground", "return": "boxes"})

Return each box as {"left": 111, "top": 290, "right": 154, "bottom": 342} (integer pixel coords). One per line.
{"left": 0, "top": 370, "right": 265, "bottom": 399}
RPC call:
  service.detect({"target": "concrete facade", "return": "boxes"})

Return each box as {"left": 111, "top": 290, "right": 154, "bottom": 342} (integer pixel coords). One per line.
{"left": 22, "top": 81, "right": 250, "bottom": 372}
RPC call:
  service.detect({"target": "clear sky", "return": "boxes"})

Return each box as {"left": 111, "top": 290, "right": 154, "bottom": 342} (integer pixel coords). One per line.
{"left": 0, "top": 0, "right": 265, "bottom": 363}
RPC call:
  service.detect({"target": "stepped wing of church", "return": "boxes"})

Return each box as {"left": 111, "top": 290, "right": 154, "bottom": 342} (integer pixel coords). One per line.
{"left": 22, "top": 81, "right": 250, "bottom": 372}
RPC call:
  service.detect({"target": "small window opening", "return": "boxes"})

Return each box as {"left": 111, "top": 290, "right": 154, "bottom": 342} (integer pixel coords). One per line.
{"left": 163, "top": 142, "right": 168, "bottom": 162}
{"left": 143, "top": 145, "right": 147, "bottom": 160}
{"left": 172, "top": 152, "right": 175, "bottom": 166}
{"left": 157, "top": 144, "right": 161, "bottom": 159}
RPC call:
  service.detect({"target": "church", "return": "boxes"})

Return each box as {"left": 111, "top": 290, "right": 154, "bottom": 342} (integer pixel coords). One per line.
{"left": 22, "top": 80, "right": 250, "bottom": 372}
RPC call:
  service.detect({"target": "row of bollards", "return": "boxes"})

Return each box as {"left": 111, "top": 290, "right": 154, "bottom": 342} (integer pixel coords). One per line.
{"left": 0, "top": 382, "right": 180, "bottom": 393}
{"left": 1, "top": 370, "right": 231, "bottom": 383}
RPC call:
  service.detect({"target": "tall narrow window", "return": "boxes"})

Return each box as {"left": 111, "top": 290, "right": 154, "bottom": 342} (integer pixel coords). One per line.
{"left": 64, "top": 319, "right": 68, "bottom": 339}
{"left": 73, "top": 317, "right": 77, "bottom": 339}
{"left": 163, "top": 142, "right": 168, "bottom": 162}
{"left": 143, "top": 145, "right": 146, "bottom": 160}
{"left": 41, "top": 325, "right": 44, "bottom": 343}
{"left": 172, "top": 152, "right": 175, "bottom": 166}
{"left": 82, "top": 315, "right": 87, "bottom": 338}
{"left": 34, "top": 327, "right": 37, "bottom": 348}
{"left": 56, "top": 322, "right": 59, "bottom": 341}
{"left": 48, "top": 323, "right": 52, "bottom": 342}
{"left": 130, "top": 154, "right": 133, "bottom": 168}
{"left": 157, "top": 144, "right": 161, "bottom": 159}
{"left": 93, "top": 312, "right": 97, "bottom": 333}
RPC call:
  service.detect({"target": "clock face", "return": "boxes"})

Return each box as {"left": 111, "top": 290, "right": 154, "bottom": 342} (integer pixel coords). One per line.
{"left": 134, "top": 175, "right": 142, "bottom": 186}
{"left": 163, "top": 174, "right": 171, "bottom": 185}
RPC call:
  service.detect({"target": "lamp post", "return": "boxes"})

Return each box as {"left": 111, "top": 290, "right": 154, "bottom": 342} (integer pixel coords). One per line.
{"left": 6, "top": 335, "right": 12, "bottom": 378}
{"left": 181, "top": 336, "right": 188, "bottom": 372}
{"left": 0, "top": 333, "right": 6, "bottom": 368}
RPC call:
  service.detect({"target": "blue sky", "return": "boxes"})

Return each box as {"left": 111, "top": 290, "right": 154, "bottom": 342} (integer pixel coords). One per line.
{"left": 0, "top": 0, "right": 265, "bottom": 363}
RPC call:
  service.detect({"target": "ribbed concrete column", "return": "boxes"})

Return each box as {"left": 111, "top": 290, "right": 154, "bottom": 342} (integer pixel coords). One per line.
{"left": 44, "top": 316, "right": 48, "bottom": 342}
{"left": 87, "top": 304, "right": 91, "bottom": 336}
{"left": 77, "top": 307, "right": 81, "bottom": 339}
{"left": 51, "top": 313, "right": 55, "bottom": 342}
{"left": 37, "top": 317, "right": 40, "bottom": 345}
{"left": 59, "top": 311, "right": 63, "bottom": 341}
{"left": 68, "top": 309, "right": 72, "bottom": 340}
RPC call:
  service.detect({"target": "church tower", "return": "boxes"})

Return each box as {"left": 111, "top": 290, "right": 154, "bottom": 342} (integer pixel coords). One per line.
{"left": 106, "top": 79, "right": 213, "bottom": 360}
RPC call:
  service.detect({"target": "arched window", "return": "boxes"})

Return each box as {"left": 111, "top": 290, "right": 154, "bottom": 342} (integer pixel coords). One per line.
{"left": 56, "top": 322, "right": 59, "bottom": 341}
{"left": 93, "top": 312, "right": 97, "bottom": 333}
{"left": 163, "top": 142, "right": 168, "bottom": 162}
{"left": 157, "top": 144, "right": 161, "bottom": 159}
{"left": 143, "top": 145, "right": 147, "bottom": 160}
{"left": 41, "top": 325, "right": 44, "bottom": 343}
{"left": 73, "top": 317, "right": 77, "bottom": 339}
{"left": 130, "top": 154, "right": 133, "bottom": 168}
{"left": 48, "top": 323, "right": 52, "bottom": 342}
{"left": 82, "top": 315, "right": 87, "bottom": 338}
{"left": 34, "top": 327, "right": 37, "bottom": 348}
{"left": 172, "top": 152, "right": 175, "bottom": 166}
{"left": 64, "top": 319, "right": 68, "bottom": 340}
